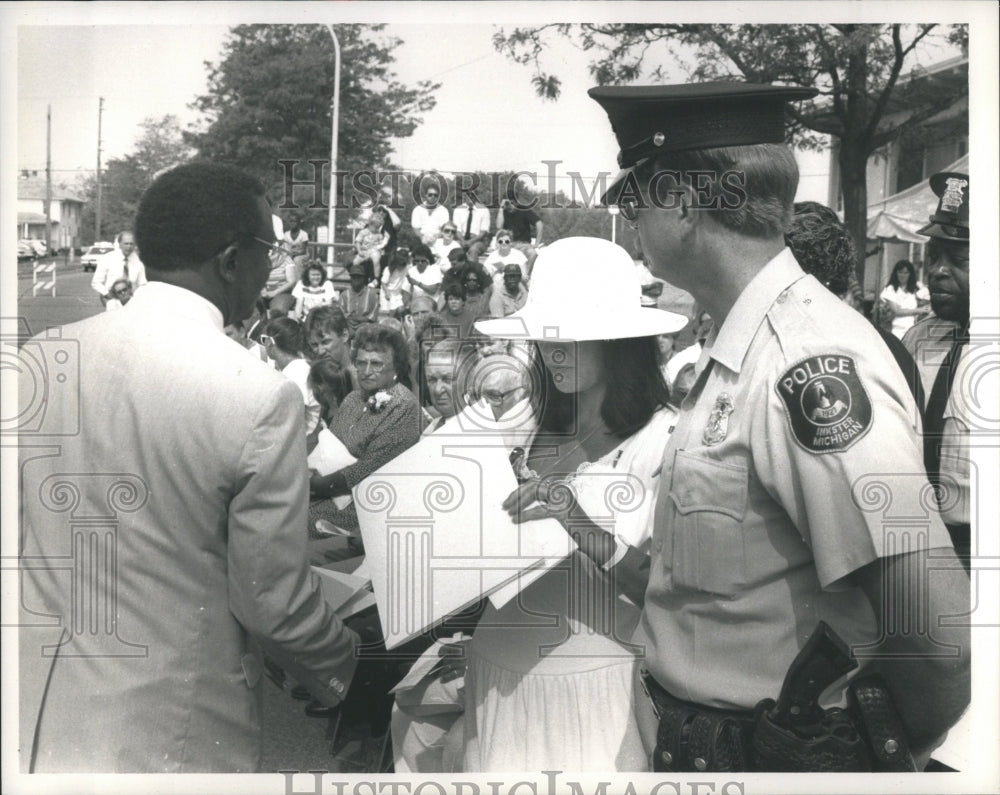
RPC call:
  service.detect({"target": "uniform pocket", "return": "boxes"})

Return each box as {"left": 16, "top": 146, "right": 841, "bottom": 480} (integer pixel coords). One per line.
{"left": 668, "top": 450, "right": 749, "bottom": 596}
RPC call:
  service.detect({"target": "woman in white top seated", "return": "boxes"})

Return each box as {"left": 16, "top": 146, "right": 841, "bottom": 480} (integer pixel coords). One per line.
{"left": 440, "top": 237, "right": 687, "bottom": 772}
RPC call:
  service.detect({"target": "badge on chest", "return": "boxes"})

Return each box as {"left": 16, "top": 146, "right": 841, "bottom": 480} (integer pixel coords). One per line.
{"left": 776, "top": 354, "right": 872, "bottom": 453}
{"left": 702, "top": 392, "right": 735, "bottom": 446}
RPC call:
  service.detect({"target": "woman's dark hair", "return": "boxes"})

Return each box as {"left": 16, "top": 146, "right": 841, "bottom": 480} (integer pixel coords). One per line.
{"left": 308, "top": 358, "right": 351, "bottom": 411}
{"left": 888, "top": 259, "right": 918, "bottom": 294}
{"left": 444, "top": 282, "right": 466, "bottom": 301}
{"left": 534, "top": 338, "right": 671, "bottom": 439}
{"left": 785, "top": 201, "right": 855, "bottom": 297}
{"left": 352, "top": 323, "right": 412, "bottom": 390}
{"left": 135, "top": 161, "right": 266, "bottom": 272}
{"left": 264, "top": 317, "right": 305, "bottom": 356}
{"left": 300, "top": 260, "right": 327, "bottom": 287}
{"left": 411, "top": 242, "right": 433, "bottom": 263}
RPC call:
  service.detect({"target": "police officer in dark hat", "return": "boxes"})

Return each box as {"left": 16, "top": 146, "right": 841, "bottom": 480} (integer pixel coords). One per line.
{"left": 916, "top": 172, "right": 971, "bottom": 567}
{"left": 589, "top": 82, "right": 970, "bottom": 773}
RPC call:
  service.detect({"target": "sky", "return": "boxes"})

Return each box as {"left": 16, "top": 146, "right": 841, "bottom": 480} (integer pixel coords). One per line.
{"left": 7, "top": 2, "right": 996, "bottom": 210}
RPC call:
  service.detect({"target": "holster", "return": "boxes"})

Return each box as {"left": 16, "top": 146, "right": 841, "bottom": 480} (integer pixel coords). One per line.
{"left": 752, "top": 675, "right": 916, "bottom": 772}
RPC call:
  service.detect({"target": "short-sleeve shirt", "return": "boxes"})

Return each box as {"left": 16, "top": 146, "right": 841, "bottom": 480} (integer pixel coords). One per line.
{"left": 409, "top": 263, "right": 443, "bottom": 300}
{"left": 484, "top": 248, "right": 528, "bottom": 280}
{"left": 637, "top": 248, "right": 953, "bottom": 711}
{"left": 902, "top": 315, "right": 962, "bottom": 406}
{"left": 292, "top": 281, "right": 337, "bottom": 319}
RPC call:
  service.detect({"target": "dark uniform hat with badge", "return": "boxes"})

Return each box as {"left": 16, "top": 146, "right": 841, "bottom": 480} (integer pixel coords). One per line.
{"left": 589, "top": 82, "right": 817, "bottom": 203}
{"left": 917, "top": 172, "right": 969, "bottom": 242}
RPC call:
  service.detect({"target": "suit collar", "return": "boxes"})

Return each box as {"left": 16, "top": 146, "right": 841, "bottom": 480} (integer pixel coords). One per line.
{"left": 128, "top": 281, "right": 224, "bottom": 331}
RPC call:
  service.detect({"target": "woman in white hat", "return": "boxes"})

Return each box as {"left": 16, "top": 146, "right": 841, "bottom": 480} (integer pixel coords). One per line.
{"left": 445, "top": 237, "right": 687, "bottom": 772}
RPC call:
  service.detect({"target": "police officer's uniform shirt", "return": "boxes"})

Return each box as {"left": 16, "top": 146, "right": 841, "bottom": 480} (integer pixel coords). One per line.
{"left": 637, "top": 248, "right": 953, "bottom": 711}
{"left": 939, "top": 345, "right": 973, "bottom": 526}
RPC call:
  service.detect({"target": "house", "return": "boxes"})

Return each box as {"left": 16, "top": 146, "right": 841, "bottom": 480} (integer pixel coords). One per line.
{"left": 17, "top": 175, "right": 85, "bottom": 252}
{"left": 825, "top": 55, "right": 969, "bottom": 297}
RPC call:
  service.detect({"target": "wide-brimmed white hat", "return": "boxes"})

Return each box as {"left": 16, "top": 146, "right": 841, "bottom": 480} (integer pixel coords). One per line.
{"left": 475, "top": 236, "right": 687, "bottom": 341}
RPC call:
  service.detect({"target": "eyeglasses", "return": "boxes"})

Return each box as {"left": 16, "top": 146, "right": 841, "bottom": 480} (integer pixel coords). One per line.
{"left": 425, "top": 193, "right": 439, "bottom": 200}
{"left": 259, "top": 334, "right": 274, "bottom": 346}
{"left": 497, "top": 239, "right": 511, "bottom": 245}
{"left": 443, "top": 228, "right": 456, "bottom": 234}
{"left": 355, "top": 358, "right": 387, "bottom": 373}
{"left": 482, "top": 387, "right": 520, "bottom": 405}
{"left": 250, "top": 236, "right": 287, "bottom": 257}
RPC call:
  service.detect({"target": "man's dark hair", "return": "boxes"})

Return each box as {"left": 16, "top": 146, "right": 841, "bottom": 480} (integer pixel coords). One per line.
{"left": 134, "top": 162, "right": 266, "bottom": 272}
{"left": 444, "top": 282, "right": 466, "bottom": 301}
{"left": 534, "top": 338, "right": 671, "bottom": 439}
{"left": 785, "top": 200, "right": 855, "bottom": 297}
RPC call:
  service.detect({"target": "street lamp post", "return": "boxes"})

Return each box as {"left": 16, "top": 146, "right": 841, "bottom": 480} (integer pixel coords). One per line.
{"left": 326, "top": 25, "right": 341, "bottom": 267}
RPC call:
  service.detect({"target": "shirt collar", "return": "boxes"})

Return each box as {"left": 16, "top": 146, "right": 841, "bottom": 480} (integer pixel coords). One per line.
{"left": 125, "top": 281, "right": 225, "bottom": 331}
{"left": 707, "top": 247, "right": 806, "bottom": 375}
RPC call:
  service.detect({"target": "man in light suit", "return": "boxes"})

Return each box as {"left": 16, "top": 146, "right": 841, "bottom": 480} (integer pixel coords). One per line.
{"left": 90, "top": 230, "right": 147, "bottom": 306}
{"left": 19, "top": 162, "right": 360, "bottom": 772}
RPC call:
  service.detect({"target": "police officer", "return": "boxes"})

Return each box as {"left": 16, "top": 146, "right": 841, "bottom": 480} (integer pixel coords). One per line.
{"left": 916, "top": 172, "right": 971, "bottom": 568}
{"left": 589, "top": 83, "right": 970, "bottom": 772}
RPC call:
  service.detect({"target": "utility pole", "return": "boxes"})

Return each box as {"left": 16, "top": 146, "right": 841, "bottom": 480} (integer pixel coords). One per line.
{"left": 45, "top": 104, "right": 52, "bottom": 253}
{"left": 325, "top": 25, "right": 341, "bottom": 266}
{"left": 95, "top": 96, "right": 104, "bottom": 243}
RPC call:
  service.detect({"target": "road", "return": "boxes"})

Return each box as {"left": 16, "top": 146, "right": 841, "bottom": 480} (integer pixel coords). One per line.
{"left": 14, "top": 255, "right": 104, "bottom": 345}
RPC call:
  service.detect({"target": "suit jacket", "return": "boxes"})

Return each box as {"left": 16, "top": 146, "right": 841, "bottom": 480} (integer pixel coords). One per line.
{"left": 19, "top": 282, "right": 359, "bottom": 772}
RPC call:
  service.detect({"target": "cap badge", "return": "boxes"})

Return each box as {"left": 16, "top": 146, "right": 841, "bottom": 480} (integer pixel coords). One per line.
{"left": 703, "top": 393, "right": 734, "bottom": 446}
{"left": 652, "top": 132, "right": 665, "bottom": 147}
{"left": 940, "top": 177, "right": 968, "bottom": 213}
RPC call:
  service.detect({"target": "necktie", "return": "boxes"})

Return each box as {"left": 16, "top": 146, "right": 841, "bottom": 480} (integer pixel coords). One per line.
{"left": 464, "top": 205, "right": 474, "bottom": 238}
{"left": 923, "top": 321, "right": 970, "bottom": 480}
{"left": 122, "top": 253, "right": 129, "bottom": 282}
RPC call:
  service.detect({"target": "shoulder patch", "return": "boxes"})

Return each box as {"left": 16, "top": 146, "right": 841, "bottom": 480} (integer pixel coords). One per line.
{"left": 775, "top": 355, "right": 872, "bottom": 453}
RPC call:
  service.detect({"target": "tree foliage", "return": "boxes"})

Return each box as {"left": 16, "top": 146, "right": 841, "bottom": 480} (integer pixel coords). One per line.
{"left": 495, "top": 23, "right": 968, "bottom": 281}
{"left": 79, "top": 115, "right": 192, "bottom": 244}
{"left": 187, "top": 24, "right": 439, "bottom": 235}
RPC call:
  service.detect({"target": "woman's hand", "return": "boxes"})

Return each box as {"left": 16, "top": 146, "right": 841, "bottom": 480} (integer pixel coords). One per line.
{"left": 502, "top": 476, "right": 576, "bottom": 526}
{"left": 430, "top": 639, "right": 471, "bottom": 683}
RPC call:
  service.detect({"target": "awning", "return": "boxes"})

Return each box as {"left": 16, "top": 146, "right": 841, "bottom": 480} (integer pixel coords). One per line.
{"left": 17, "top": 212, "right": 49, "bottom": 224}
{"left": 866, "top": 153, "right": 968, "bottom": 243}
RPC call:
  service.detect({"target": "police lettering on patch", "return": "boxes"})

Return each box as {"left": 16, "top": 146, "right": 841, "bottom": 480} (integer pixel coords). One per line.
{"left": 775, "top": 355, "right": 872, "bottom": 453}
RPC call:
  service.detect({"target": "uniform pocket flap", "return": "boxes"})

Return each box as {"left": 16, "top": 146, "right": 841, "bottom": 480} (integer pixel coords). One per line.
{"left": 669, "top": 450, "right": 748, "bottom": 521}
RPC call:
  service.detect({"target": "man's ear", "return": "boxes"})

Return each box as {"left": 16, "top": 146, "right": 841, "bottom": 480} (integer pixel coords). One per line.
{"left": 215, "top": 243, "right": 240, "bottom": 284}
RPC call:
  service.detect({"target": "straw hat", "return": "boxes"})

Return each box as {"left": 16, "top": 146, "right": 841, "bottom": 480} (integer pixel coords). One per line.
{"left": 475, "top": 237, "right": 687, "bottom": 341}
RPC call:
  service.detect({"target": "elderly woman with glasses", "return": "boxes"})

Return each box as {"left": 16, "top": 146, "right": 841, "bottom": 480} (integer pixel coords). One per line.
{"left": 307, "top": 323, "right": 424, "bottom": 562}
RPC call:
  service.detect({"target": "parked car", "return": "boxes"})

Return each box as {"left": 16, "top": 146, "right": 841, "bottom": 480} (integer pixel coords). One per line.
{"left": 81, "top": 242, "right": 115, "bottom": 273}
{"left": 18, "top": 239, "right": 48, "bottom": 260}
{"left": 18, "top": 241, "right": 37, "bottom": 261}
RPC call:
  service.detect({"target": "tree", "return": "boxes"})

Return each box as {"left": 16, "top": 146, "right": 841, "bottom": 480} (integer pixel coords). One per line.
{"left": 495, "top": 23, "right": 968, "bottom": 283}
{"left": 187, "top": 24, "right": 438, "bottom": 239}
{"left": 79, "top": 114, "right": 192, "bottom": 244}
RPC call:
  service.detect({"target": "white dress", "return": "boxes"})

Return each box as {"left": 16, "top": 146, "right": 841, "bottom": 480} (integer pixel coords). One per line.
{"left": 880, "top": 283, "right": 928, "bottom": 338}
{"left": 461, "top": 406, "right": 676, "bottom": 772}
